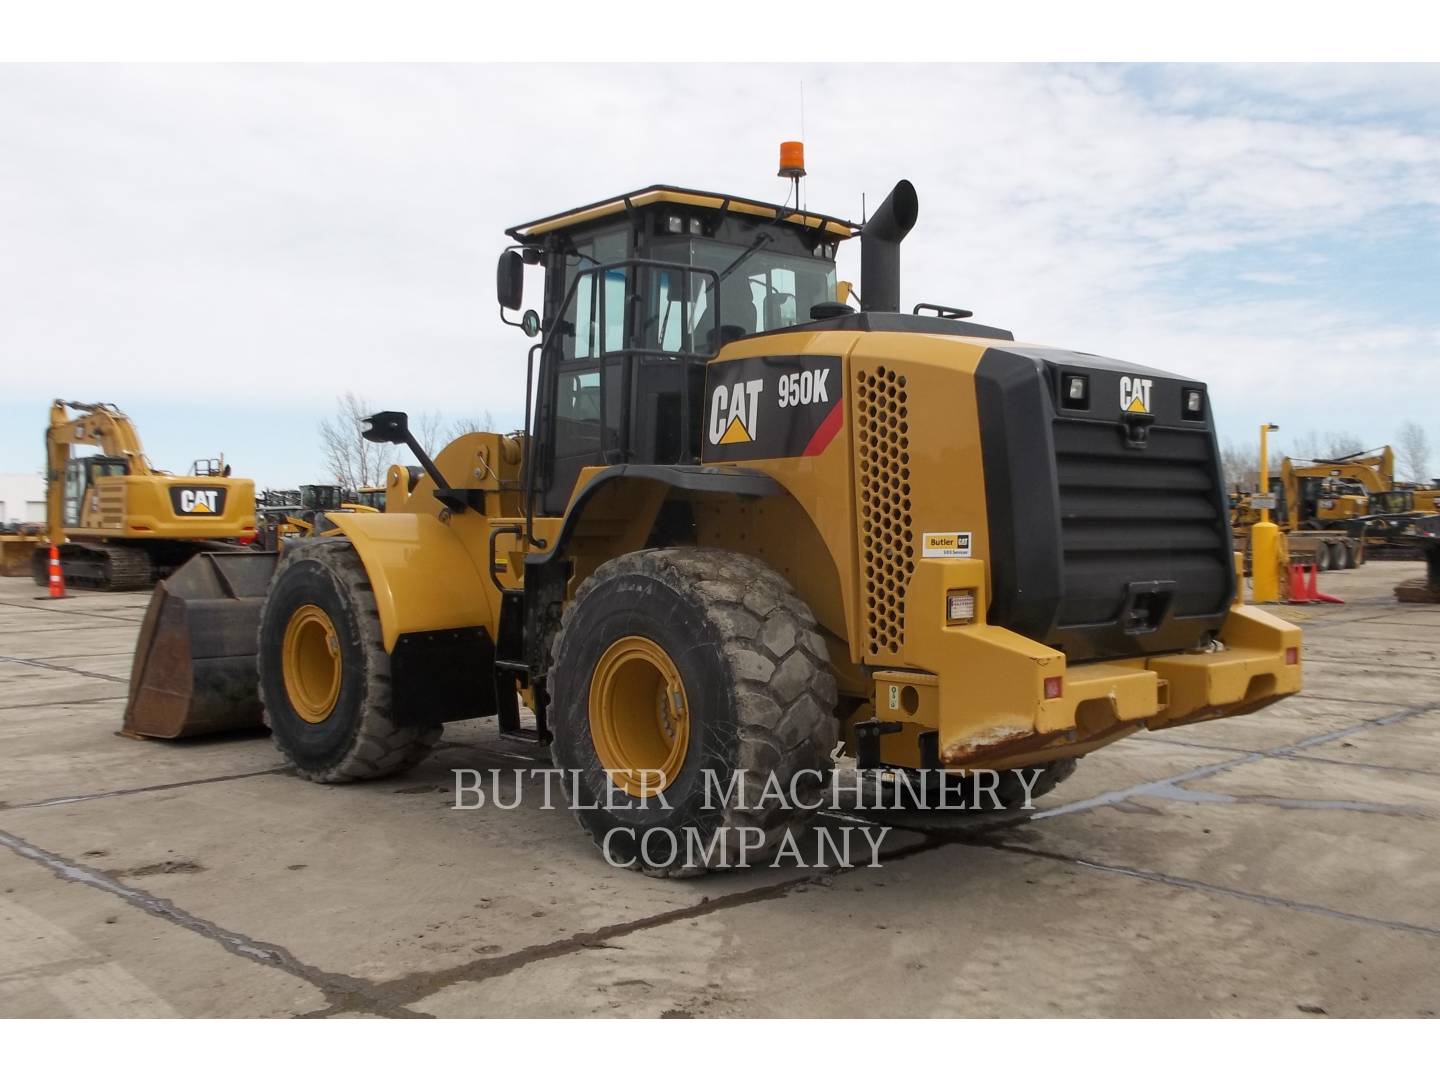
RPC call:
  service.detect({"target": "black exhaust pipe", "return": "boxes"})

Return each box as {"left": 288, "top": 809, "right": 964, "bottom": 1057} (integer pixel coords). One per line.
{"left": 860, "top": 180, "right": 918, "bottom": 313}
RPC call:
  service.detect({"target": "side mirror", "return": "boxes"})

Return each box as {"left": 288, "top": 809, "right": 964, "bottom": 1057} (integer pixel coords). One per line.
{"left": 521, "top": 309, "right": 540, "bottom": 338}
{"left": 497, "top": 250, "right": 524, "bottom": 311}
{"left": 361, "top": 411, "right": 409, "bottom": 445}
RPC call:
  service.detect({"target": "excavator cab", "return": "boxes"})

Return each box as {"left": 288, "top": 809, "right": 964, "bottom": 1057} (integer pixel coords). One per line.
{"left": 62, "top": 455, "right": 129, "bottom": 527}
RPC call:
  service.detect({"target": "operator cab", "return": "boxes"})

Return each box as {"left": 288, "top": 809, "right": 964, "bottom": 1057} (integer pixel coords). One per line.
{"left": 64, "top": 454, "right": 128, "bottom": 528}
{"left": 501, "top": 186, "right": 858, "bottom": 515}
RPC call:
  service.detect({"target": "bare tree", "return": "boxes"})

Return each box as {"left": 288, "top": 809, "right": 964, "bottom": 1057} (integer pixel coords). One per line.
{"left": 1221, "top": 437, "right": 1286, "bottom": 493}
{"left": 444, "top": 410, "right": 496, "bottom": 443}
{"left": 413, "top": 410, "right": 445, "bottom": 457}
{"left": 318, "top": 391, "right": 398, "bottom": 490}
{"left": 1398, "top": 420, "right": 1433, "bottom": 483}
{"left": 1219, "top": 439, "right": 1258, "bottom": 492}
{"left": 1323, "top": 430, "right": 1366, "bottom": 458}
{"left": 1286, "top": 430, "right": 1323, "bottom": 462}
{"left": 1286, "top": 429, "right": 1365, "bottom": 462}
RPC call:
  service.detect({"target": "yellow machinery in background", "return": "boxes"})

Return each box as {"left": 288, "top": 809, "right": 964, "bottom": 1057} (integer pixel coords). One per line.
{"left": 126, "top": 161, "right": 1300, "bottom": 872}
{"left": 35, "top": 400, "right": 256, "bottom": 589}
{"left": 255, "top": 484, "right": 383, "bottom": 552}
{"left": 0, "top": 524, "right": 43, "bottom": 578}
{"left": 1232, "top": 455, "right": 1377, "bottom": 533}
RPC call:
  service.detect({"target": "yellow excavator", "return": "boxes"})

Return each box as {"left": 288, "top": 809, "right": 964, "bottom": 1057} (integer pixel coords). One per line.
{"left": 125, "top": 163, "right": 1300, "bottom": 871}
{"left": 35, "top": 400, "right": 256, "bottom": 589}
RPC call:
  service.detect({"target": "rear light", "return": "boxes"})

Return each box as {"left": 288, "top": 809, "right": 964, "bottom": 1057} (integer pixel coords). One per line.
{"left": 945, "top": 589, "right": 976, "bottom": 625}
{"left": 131, "top": 525, "right": 152, "bottom": 531}
{"left": 1063, "top": 374, "right": 1089, "bottom": 409}
{"left": 1285, "top": 647, "right": 1299, "bottom": 665}
{"left": 1044, "top": 676, "right": 1063, "bottom": 700}
{"left": 1182, "top": 387, "right": 1206, "bottom": 420}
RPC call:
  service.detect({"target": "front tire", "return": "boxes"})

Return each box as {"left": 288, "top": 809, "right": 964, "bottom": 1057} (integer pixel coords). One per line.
{"left": 549, "top": 548, "right": 838, "bottom": 876}
{"left": 257, "top": 540, "right": 439, "bottom": 782}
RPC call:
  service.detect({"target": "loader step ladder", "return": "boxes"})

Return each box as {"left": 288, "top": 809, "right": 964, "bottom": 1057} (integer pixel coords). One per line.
{"left": 494, "top": 589, "right": 549, "bottom": 743}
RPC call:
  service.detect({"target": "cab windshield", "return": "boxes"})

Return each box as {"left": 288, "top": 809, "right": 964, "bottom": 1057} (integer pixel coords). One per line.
{"left": 1372, "top": 491, "right": 1413, "bottom": 514}
{"left": 647, "top": 238, "right": 836, "bottom": 353}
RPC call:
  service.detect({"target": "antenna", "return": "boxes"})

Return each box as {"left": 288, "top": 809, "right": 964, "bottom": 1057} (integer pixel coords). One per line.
{"left": 799, "top": 80, "right": 806, "bottom": 210}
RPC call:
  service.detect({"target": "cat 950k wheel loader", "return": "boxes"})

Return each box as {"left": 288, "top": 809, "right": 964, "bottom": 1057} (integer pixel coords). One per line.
{"left": 125, "top": 165, "right": 1301, "bottom": 872}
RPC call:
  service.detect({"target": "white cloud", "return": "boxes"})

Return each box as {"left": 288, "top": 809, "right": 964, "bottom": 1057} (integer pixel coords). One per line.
{"left": 0, "top": 62, "right": 1437, "bottom": 482}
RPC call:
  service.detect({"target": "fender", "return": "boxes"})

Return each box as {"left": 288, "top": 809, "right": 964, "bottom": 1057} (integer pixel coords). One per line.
{"left": 329, "top": 512, "right": 495, "bottom": 652}
{"left": 513, "top": 464, "right": 782, "bottom": 677}
{"left": 537, "top": 463, "right": 782, "bottom": 566}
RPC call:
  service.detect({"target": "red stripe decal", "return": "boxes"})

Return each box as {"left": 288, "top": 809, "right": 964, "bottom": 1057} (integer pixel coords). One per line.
{"left": 802, "top": 400, "right": 844, "bottom": 457}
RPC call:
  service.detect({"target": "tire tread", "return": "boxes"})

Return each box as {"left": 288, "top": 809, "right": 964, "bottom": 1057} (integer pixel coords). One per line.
{"left": 258, "top": 540, "right": 439, "bottom": 783}
{"left": 552, "top": 546, "right": 837, "bottom": 876}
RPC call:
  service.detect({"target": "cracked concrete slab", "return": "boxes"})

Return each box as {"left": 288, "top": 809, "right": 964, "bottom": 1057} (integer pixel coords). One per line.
{"left": 1135, "top": 696, "right": 1398, "bottom": 754}
{"left": 1286, "top": 708, "right": 1440, "bottom": 774}
{"left": 0, "top": 758, "right": 855, "bottom": 988}
{"left": 409, "top": 840, "right": 1440, "bottom": 1018}
{"left": 0, "top": 700, "right": 277, "bottom": 808}
{"left": 1022, "top": 754, "right": 1440, "bottom": 931}
{"left": 2, "top": 563, "right": 1438, "bottom": 1018}
{"left": 0, "top": 843, "right": 325, "bottom": 1018}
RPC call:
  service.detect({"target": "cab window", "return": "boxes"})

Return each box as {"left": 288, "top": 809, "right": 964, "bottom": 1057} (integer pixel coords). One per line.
{"left": 560, "top": 227, "right": 628, "bottom": 361}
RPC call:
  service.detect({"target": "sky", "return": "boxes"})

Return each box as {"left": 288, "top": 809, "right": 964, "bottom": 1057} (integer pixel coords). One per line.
{"left": 1, "top": 63, "right": 1437, "bottom": 490}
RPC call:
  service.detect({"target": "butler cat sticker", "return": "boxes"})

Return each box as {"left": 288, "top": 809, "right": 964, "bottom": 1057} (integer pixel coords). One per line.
{"left": 702, "top": 354, "right": 844, "bottom": 462}
{"left": 922, "top": 532, "right": 972, "bottom": 559}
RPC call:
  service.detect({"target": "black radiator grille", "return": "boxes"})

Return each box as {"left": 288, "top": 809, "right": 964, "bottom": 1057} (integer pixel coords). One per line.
{"left": 1053, "top": 418, "right": 1230, "bottom": 627}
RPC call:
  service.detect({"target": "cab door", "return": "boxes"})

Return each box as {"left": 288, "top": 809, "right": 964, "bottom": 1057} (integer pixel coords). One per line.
{"left": 541, "top": 249, "right": 628, "bottom": 516}
{"left": 63, "top": 459, "right": 85, "bottom": 527}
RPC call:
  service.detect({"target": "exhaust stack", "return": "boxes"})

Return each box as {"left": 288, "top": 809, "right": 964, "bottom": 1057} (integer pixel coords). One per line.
{"left": 860, "top": 180, "right": 918, "bottom": 313}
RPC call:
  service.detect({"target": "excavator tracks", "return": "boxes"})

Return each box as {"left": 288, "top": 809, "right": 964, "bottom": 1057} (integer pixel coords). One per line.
{"left": 32, "top": 543, "right": 155, "bottom": 591}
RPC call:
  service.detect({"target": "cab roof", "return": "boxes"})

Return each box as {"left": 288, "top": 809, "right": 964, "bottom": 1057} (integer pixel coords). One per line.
{"left": 506, "top": 185, "right": 860, "bottom": 243}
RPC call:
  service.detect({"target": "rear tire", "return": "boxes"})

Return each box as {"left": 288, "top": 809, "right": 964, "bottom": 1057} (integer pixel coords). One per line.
{"left": 1343, "top": 542, "right": 1357, "bottom": 570}
{"left": 257, "top": 540, "right": 439, "bottom": 782}
{"left": 549, "top": 547, "right": 838, "bottom": 876}
{"left": 1315, "top": 544, "right": 1333, "bottom": 572}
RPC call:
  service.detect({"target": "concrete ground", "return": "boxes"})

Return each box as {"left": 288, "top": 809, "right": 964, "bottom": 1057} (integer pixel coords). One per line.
{"left": 1, "top": 562, "right": 1437, "bottom": 1019}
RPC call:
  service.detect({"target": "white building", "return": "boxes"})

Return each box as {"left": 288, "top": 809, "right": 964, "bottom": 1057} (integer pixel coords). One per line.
{"left": 0, "top": 472, "right": 46, "bottom": 525}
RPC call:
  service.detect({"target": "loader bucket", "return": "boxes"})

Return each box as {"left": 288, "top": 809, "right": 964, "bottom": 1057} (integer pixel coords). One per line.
{"left": 123, "top": 551, "right": 279, "bottom": 739}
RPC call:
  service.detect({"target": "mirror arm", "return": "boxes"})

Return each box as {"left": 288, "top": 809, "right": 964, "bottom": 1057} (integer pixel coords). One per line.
{"left": 400, "top": 434, "right": 480, "bottom": 513}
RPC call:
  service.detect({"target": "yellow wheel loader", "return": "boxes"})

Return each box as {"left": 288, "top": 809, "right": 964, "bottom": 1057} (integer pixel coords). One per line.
{"left": 125, "top": 170, "right": 1301, "bottom": 871}
{"left": 35, "top": 401, "right": 257, "bottom": 590}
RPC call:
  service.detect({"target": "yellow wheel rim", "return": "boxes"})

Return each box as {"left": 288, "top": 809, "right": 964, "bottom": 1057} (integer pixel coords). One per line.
{"left": 588, "top": 635, "right": 690, "bottom": 797}
{"left": 281, "top": 604, "right": 342, "bottom": 724}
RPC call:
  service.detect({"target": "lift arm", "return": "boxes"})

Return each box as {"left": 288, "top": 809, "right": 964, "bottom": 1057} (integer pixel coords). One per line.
{"left": 44, "top": 400, "right": 156, "bottom": 542}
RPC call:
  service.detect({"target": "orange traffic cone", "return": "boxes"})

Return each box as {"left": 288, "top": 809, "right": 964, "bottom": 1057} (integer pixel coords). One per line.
{"left": 46, "top": 544, "right": 66, "bottom": 599}
{"left": 1309, "top": 562, "right": 1344, "bottom": 604}
{"left": 1285, "top": 564, "right": 1310, "bottom": 604}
